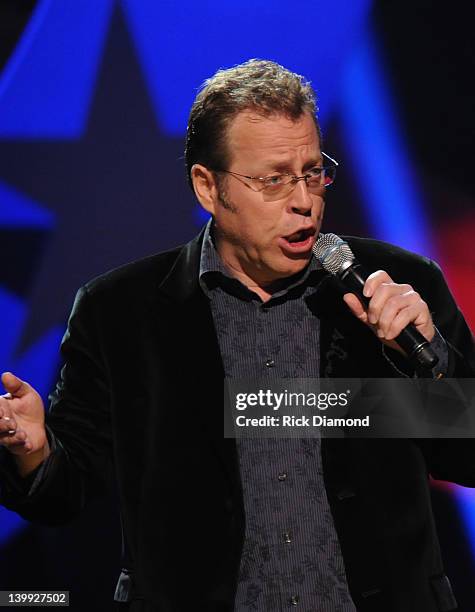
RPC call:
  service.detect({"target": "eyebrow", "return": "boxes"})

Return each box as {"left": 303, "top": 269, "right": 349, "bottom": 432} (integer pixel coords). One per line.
{"left": 259, "top": 157, "right": 323, "bottom": 174}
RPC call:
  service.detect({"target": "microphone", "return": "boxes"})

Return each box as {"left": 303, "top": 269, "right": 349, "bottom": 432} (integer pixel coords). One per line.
{"left": 312, "top": 233, "right": 438, "bottom": 370}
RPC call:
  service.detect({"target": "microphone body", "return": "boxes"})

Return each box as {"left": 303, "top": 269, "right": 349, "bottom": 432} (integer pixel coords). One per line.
{"left": 313, "top": 234, "right": 439, "bottom": 370}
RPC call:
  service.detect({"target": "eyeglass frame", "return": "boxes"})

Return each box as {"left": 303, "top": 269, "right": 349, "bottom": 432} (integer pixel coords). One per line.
{"left": 211, "top": 151, "right": 339, "bottom": 195}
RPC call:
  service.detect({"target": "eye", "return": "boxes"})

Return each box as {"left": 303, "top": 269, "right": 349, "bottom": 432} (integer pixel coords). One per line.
{"left": 306, "top": 167, "right": 323, "bottom": 179}
{"left": 263, "top": 174, "right": 285, "bottom": 189}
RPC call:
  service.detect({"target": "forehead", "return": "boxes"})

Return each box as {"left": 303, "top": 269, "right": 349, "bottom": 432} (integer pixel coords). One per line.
{"left": 225, "top": 111, "right": 320, "bottom": 169}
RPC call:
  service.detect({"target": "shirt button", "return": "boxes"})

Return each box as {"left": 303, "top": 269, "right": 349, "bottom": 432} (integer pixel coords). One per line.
{"left": 290, "top": 595, "right": 300, "bottom": 606}
{"left": 265, "top": 359, "right": 275, "bottom": 368}
{"left": 278, "top": 472, "right": 287, "bottom": 481}
{"left": 283, "top": 532, "right": 292, "bottom": 543}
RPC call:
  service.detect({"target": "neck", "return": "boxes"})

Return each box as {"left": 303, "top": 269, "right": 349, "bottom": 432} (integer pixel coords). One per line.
{"left": 218, "top": 253, "right": 309, "bottom": 303}
{"left": 210, "top": 224, "right": 309, "bottom": 302}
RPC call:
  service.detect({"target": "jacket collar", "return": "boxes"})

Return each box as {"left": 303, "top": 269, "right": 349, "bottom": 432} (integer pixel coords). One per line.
{"left": 158, "top": 228, "right": 205, "bottom": 303}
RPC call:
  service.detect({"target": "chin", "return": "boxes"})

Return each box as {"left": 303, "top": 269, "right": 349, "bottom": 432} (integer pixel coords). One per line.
{"left": 280, "top": 257, "right": 311, "bottom": 276}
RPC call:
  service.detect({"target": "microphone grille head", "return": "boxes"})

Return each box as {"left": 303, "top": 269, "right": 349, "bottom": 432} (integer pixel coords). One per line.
{"left": 312, "top": 233, "right": 355, "bottom": 275}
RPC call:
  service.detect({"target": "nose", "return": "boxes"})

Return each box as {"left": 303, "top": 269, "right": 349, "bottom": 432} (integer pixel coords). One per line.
{"left": 289, "top": 177, "right": 314, "bottom": 216}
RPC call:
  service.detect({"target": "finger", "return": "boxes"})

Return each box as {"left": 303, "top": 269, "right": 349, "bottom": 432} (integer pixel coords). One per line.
{"left": 343, "top": 293, "right": 368, "bottom": 323}
{"left": 377, "top": 291, "right": 420, "bottom": 335}
{"left": 385, "top": 304, "right": 434, "bottom": 341}
{"left": 0, "top": 396, "right": 15, "bottom": 421}
{"left": 0, "top": 428, "right": 19, "bottom": 440}
{"left": 0, "top": 398, "right": 18, "bottom": 435}
{"left": 0, "top": 415, "right": 17, "bottom": 435}
{"left": 0, "top": 429, "right": 32, "bottom": 452}
{"left": 367, "top": 284, "right": 413, "bottom": 325}
{"left": 1, "top": 372, "right": 30, "bottom": 399}
{"left": 362, "top": 270, "right": 393, "bottom": 298}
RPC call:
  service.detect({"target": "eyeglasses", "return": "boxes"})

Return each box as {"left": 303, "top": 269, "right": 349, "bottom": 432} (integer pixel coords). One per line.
{"left": 214, "top": 152, "right": 338, "bottom": 202}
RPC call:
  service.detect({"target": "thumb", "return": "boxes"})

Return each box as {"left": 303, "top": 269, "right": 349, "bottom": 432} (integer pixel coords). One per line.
{"left": 1, "top": 372, "right": 30, "bottom": 398}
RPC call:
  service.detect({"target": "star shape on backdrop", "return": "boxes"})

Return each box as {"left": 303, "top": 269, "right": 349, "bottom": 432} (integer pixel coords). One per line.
{"left": 0, "top": 5, "right": 198, "bottom": 354}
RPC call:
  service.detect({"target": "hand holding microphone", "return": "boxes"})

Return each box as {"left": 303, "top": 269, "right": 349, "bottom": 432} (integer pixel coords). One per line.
{"left": 312, "top": 233, "right": 438, "bottom": 369}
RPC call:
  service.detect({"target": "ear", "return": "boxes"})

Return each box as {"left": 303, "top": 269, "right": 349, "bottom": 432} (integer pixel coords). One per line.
{"left": 191, "top": 164, "right": 219, "bottom": 216}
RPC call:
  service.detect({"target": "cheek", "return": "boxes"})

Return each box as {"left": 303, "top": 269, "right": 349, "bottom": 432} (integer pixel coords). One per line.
{"left": 215, "top": 212, "right": 273, "bottom": 250}
{"left": 247, "top": 217, "right": 285, "bottom": 250}
{"left": 318, "top": 199, "right": 325, "bottom": 218}
{"left": 230, "top": 207, "right": 284, "bottom": 239}
{"left": 237, "top": 221, "right": 278, "bottom": 248}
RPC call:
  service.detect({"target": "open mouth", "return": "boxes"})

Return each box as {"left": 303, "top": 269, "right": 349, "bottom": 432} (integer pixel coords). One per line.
{"left": 282, "top": 228, "right": 315, "bottom": 249}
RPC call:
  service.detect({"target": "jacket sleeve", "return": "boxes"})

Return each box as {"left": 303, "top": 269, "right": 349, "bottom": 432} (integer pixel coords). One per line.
{"left": 0, "top": 286, "right": 114, "bottom": 526}
{"left": 417, "top": 259, "right": 475, "bottom": 485}
{"left": 426, "top": 260, "right": 475, "bottom": 377}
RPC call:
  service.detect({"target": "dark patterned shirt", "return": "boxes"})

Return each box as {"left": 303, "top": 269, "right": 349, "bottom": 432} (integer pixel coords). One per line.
{"left": 199, "top": 221, "right": 357, "bottom": 612}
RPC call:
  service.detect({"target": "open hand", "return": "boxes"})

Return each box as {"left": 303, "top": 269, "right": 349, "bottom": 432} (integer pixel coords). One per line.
{"left": 0, "top": 372, "right": 48, "bottom": 458}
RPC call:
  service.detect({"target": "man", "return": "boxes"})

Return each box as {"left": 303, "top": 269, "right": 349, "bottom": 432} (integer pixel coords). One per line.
{"left": 0, "top": 59, "right": 474, "bottom": 611}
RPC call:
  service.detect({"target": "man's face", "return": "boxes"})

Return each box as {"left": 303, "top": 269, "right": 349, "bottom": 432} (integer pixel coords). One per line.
{"left": 201, "top": 111, "right": 325, "bottom": 286}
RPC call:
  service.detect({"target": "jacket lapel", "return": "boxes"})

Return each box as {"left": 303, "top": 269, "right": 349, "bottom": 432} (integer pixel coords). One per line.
{"left": 305, "top": 273, "right": 352, "bottom": 378}
{"left": 157, "top": 230, "right": 241, "bottom": 495}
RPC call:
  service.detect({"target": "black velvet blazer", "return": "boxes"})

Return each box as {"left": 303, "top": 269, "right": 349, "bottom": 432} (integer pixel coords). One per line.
{"left": 2, "top": 231, "right": 475, "bottom": 612}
